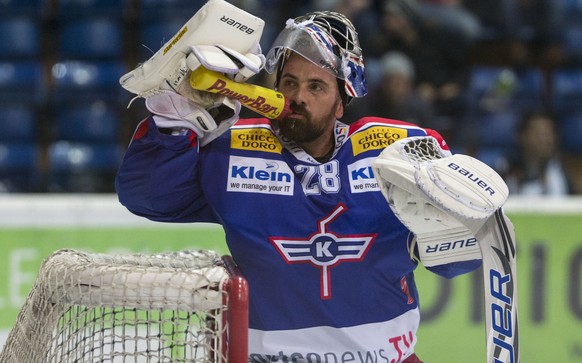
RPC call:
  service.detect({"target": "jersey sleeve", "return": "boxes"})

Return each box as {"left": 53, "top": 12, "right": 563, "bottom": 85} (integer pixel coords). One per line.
{"left": 425, "top": 127, "right": 452, "bottom": 155}
{"left": 115, "top": 117, "right": 219, "bottom": 223}
{"left": 426, "top": 259, "right": 482, "bottom": 279}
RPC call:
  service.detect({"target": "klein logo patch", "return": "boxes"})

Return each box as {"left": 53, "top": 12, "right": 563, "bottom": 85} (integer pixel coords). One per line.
{"left": 348, "top": 157, "right": 380, "bottom": 193}
{"left": 231, "top": 129, "right": 282, "bottom": 153}
{"left": 351, "top": 127, "right": 407, "bottom": 156}
{"left": 227, "top": 156, "right": 293, "bottom": 195}
{"left": 270, "top": 204, "right": 376, "bottom": 299}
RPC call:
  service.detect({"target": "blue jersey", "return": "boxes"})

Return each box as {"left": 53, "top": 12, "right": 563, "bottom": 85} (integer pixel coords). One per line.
{"left": 116, "top": 116, "right": 480, "bottom": 362}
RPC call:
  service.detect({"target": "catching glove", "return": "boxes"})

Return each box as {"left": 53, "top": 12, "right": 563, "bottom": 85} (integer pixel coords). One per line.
{"left": 372, "top": 136, "right": 509, "bottom": 266}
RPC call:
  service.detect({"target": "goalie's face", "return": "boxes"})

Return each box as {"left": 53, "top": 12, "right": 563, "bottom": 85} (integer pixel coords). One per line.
{"left": 276, "top": 53, "right": 344, "bottom": 157}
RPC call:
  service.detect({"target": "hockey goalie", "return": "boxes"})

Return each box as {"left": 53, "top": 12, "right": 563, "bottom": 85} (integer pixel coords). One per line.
{"left": 107, "top": 0, "right": 521, "bottom": 362}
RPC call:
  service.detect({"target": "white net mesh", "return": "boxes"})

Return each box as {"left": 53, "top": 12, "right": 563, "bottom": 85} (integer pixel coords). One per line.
{"left": 0, "top": 249, "right": 244, "bottom": 363}
{"left": 398, "top": 136, "right": 445, "bottom": 164}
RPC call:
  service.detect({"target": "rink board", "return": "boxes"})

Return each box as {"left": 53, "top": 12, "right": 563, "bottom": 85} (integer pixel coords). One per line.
{"left": 0, "top": 195, "right": 581, "bottom": 362}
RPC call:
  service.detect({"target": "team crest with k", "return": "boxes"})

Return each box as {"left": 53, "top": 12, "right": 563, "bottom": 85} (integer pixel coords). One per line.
{"left": 270, "top": 203, "right": 376, "bottom": 299}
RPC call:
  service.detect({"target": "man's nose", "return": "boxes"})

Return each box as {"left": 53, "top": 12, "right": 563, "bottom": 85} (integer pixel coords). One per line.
{"left": 287, "top": 85, "right": 308, "bottom": 106}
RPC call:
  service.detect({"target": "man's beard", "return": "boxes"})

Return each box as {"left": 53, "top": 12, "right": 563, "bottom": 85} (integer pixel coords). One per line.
{"left": 278, "top": 104, "right": 327, "bottom": 144}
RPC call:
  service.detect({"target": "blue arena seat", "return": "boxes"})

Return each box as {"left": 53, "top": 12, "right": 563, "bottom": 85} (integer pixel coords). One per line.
{"left": 0, "top": 104, "right": 36, "bottom": 142}
{"left": 559, "top": 0, "right": 582, "bottom": 24}
{"left": 55, "top": 101, "right": 119, "bottom": 143}
{"left": 50, "top": 60, "right": 127, "bottom": 104}
{"left": 560, "top": 113, "right": 582, "bottom": 153}
{"left": 139, "top": 0, "right": 205, "bottom": 21}
{"left": 58, "top": 17, "right": 123, "bottom": 59}
{"left": 563, "top": 26, "right": 582, "bottom": 58}
{"left": 0, "top": 0, "right": 44, "bottom": 16}
{"left": 468, "top": 66, "right": 545, "bottom": 114}
{"left": 0, "top": 142, "right": 39, "bottom": 192}
{"left": 139, "top": 0, "right": 204, "bottom": 7}
{"left": 0, "top": 17, "right": 41, "bottom": 58}
{"left": 551, "top": 68, "right": 582, "bottom": 116}
{"left": 56, "top": 0, "right": 128, "bottom": 19}
{"left": 476, "top": 110, "right": 519, "bottom": 148}
{"left": 48, "top": 141, "right": 123, "bottom": 172}
{"left": 0, "top": 61, "right": 43, "bottom": 89}
{"left": 51, "top": 60, "right": 125, "bottom": 91}
{"left": 0, "top": 61, "right": 44, "bottom": 103}
{"left": 47, "top": 141, "right": 123, "bottom": 192}
{"left": 0, "top": 142, "right": 38, "bottom": 171}
{"left": 473, "top": 146, "right": 509, "bottom": 173}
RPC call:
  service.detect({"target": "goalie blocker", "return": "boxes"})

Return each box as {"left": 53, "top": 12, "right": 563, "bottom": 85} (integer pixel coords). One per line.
{"left": 119, "top": 0, "right": 267, "bottom": 146}
{"left": 120, "top": 0, "right": 265, "bottom": 98}
{"left": 372, "top": 136, "right": 519, "bottom": 363}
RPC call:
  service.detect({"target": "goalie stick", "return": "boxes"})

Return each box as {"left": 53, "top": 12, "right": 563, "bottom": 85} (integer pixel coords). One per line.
{"left": 474, "top": 209, "right": 519, "bottom": 363}
{"left": 372, "top": 137, "right": 519, "bottom": 363}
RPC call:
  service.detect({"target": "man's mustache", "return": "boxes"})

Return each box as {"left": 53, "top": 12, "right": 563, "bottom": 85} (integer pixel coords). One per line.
{"left": 289, "top": 102, "right": 308, "bottom": 117}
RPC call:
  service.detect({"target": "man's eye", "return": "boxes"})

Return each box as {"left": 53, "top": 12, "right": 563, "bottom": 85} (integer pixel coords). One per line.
{"left": 282, "top": 80, "right": 296, "bottom": 88}
{"left": 310, "top": 83, "right": 323, "bottom": 92}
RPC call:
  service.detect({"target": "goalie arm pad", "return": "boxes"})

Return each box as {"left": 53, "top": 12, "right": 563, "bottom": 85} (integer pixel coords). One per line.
{"left": 387, "top": 182, "right": 482, "bottom": 267}
{"left": 145, "top": 91, "right": 240, "bottom": 147}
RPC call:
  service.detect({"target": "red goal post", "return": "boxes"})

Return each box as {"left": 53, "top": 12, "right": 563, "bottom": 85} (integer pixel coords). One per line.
{"left": 0, "top": 249, "right": 249, "bottom": 363}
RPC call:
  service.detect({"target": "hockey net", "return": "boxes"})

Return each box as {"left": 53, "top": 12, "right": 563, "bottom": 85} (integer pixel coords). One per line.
{"left": 0, "top": 249, "right": 248, "bottom": 363}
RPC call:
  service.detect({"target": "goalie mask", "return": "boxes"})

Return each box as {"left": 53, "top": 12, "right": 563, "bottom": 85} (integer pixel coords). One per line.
{"left": 265, "top": 11, "right": 367, "bottom": 105}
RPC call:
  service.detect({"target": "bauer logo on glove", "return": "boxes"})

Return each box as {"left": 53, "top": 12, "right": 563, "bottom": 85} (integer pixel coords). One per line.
{"left": 446, "top": 161, "right": 498, "bottom": 196}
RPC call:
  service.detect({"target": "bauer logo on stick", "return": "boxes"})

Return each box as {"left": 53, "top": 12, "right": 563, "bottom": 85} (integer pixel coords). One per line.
{"left": 489, "top": 263, "right": 517, "bottom": 363}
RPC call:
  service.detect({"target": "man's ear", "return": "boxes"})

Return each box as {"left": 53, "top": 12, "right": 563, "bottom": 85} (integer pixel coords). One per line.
{"left": 335, "top": 98, "right": 344, "bottom": 119}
